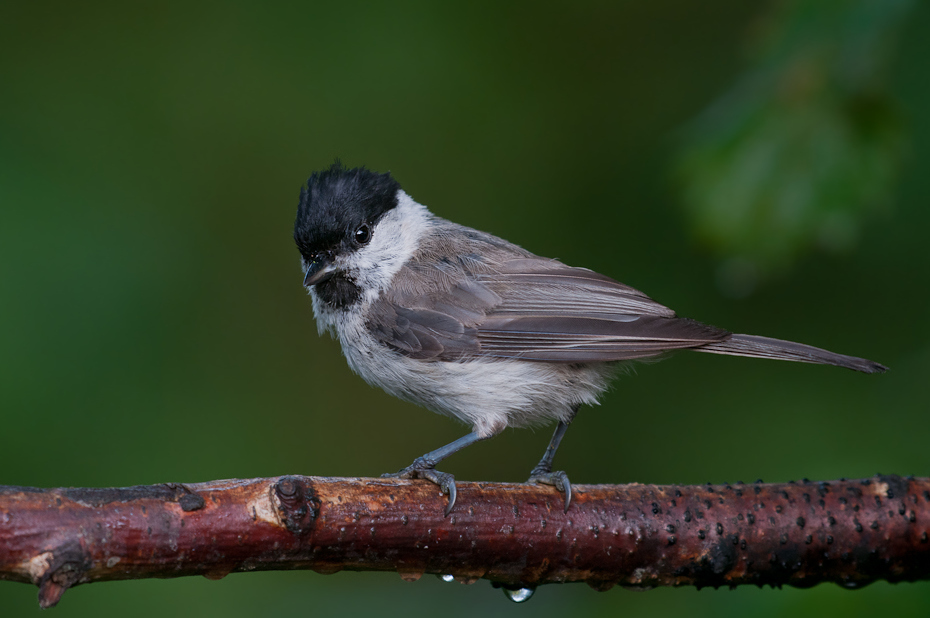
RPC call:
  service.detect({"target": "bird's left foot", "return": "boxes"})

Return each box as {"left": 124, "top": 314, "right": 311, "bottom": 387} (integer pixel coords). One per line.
{"left": 383, "top": 459, "right": 458, "bottom": 516}
{"left": 527, "top": 467, "right": 572, "bottom": 512}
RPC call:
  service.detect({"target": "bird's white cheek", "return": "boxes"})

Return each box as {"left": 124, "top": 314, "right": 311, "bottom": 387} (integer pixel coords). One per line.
{"left": 350, "top": 192, "right": 430, "bottom": 294}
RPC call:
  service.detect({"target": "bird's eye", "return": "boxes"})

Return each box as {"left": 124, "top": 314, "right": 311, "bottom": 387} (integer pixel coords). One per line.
{"left": 354, "top": 224, "right": 372, "bottom": 245}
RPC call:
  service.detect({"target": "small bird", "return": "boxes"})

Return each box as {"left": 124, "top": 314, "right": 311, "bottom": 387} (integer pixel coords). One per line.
{"left": 294, "top": 163, "right": 886, "bottom": 515}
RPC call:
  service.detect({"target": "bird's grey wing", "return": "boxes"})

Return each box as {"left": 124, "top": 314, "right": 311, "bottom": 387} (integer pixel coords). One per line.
{"left": 366, "top": 278, "right": 493, "bottom": 360}
{"left": 367, "top": 256, "right": 730, "bottom": 362}
{"left": 478, "top": 258, "right": 677, "bottom": 319}
{"left": 472, "top": 258, "right": 730, "bottom": 361}
{"left": 475, "top": 313, "right": 728, "bottom": 361}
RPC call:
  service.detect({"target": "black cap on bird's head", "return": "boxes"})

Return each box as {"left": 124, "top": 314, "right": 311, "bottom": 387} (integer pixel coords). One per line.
{"left": 294, "top": 162, "right": 401, "bottom": 286}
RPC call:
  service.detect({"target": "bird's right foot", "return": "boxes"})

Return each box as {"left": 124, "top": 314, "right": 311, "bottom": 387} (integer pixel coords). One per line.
{"left": 527, "top": 467, "right": 572, "bottom": 513}
{"left": 383, "top": 459, "right": 458, "bottom": 516}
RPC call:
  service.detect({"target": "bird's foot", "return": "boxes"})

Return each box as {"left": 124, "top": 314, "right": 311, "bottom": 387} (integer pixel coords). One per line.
{"left": 527, "top": 467, "right": 572, "bottom": 513}
{"left": 383, "top": 459, "right": 458, "bottom": 516}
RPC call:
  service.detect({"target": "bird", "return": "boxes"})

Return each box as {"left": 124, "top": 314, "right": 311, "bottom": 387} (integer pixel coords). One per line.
{"left": 293, "top": 162, "right": 886, "bottom": 515}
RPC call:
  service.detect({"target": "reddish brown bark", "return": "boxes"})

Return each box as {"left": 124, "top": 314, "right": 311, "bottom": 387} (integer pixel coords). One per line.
{"left": 1, "top": 475, "right": 928, "bottom": 608}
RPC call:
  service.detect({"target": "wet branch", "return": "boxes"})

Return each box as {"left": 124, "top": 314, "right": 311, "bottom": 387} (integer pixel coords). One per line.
{"left": 1, "top": 474, "right": 928, "bottom": 608}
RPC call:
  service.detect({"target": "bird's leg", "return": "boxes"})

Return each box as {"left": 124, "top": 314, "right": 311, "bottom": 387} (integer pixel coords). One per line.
{"left": 527, "top": 406, "right": 579, "bottom": 512}
{"left": 382, "top": 431, "right": 487, "bottom": 516}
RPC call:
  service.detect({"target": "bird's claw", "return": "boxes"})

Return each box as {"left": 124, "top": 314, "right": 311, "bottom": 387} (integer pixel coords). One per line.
{"left": 528, "top": 469, "right": 573, "bottom": 513}
{"left": 383, "top": 465, "right": 458, "bottom": 516}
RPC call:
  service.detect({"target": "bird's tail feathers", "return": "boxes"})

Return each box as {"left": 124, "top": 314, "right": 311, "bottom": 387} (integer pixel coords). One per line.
{"left": 696, "top": 334, "right": 887, "bottom": 374}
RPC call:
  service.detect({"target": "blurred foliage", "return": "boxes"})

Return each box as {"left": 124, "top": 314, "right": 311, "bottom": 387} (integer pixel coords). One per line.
{"left": 678, "top": 0, "right": 912, "bottom": 297}
{"left": 0, "top": 1, "right": 928, "bottom": 616}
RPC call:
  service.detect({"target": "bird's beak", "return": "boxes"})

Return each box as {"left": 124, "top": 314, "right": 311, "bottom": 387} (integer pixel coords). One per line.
{"left": 303, "top": 254, "right": 336, "bottom": 287}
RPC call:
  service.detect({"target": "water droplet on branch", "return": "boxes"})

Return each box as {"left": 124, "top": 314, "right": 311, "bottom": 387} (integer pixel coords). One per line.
{"left": 503, "top": 587, "right": 536, "bottom": 603}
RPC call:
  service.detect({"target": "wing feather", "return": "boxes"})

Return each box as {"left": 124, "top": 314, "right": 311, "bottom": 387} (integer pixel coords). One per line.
{"left": 367, "top": 252, "right": 730, "bottom": 362}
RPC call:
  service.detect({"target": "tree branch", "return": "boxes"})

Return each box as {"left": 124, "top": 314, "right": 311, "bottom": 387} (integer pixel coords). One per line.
{"left": 2, "top": 474, "right": 928, "bottom": 608}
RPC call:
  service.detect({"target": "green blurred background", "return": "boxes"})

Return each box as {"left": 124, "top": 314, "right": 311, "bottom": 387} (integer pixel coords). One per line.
{"left": 1, "top": 1, "right": 928, "bottom": 616}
